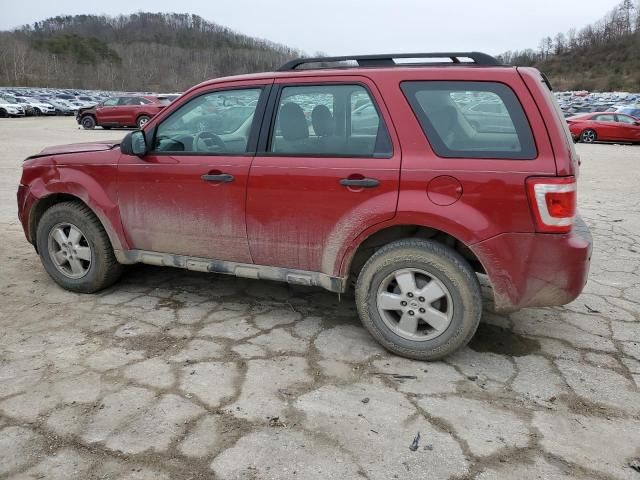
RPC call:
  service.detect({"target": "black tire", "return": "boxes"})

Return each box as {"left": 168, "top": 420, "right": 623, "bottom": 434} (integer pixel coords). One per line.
{"left": 580, "top": 129, "right": 597, "bottom": 143}
{"left": 0, "top": 109, "right": 7, "bottom": 118}
{"left": 81, "top": 115, "right": 96, "bottom": 130}
{"left": 137, "top": 115, "right": 150, "bottom": 128}
{"left": 355, "top": 238, "right": 482, "bottom": 360}
{"left": 36, "top": 201, "right": 123, "bottom": 293}
{"left": 33, "top": 108, "right": 41, "bottom": 116}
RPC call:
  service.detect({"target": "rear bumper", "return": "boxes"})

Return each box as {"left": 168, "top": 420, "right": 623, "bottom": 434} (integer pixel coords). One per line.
{"left": 472, "top": 216, "right": 592, "bottom": 311}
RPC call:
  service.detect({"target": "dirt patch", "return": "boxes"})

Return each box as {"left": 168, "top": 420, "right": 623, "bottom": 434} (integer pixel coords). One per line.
{"left": 469, "top": 324, "right": 541, "bottom": 357}
{"left": 118, "top": 333, "right": 192, "bottom": 357}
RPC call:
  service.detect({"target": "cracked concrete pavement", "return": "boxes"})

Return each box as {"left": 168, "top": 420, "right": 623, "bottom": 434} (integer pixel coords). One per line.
{"left": 1, "top": 117, "right": 639, "bottom": 479}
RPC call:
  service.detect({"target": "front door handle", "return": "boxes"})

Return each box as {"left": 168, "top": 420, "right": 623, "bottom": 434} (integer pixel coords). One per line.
{"left": 201, "top": 173, "right": 234, "bottom": 183}
{"left": 339, "top": 178, "right": 380, "bottom": 188}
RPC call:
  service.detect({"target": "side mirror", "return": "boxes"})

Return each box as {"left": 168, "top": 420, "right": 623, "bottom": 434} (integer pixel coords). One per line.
{"left": 120, "top": 130, "right": 148, "bottom": 157}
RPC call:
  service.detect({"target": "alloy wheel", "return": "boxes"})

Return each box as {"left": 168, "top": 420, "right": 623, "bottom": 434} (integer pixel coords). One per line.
{"left": 47, "top": 222, "right": 92, "bottom": 278}
{"left": 376, "top": 268, "right": 453, "bottom": 341}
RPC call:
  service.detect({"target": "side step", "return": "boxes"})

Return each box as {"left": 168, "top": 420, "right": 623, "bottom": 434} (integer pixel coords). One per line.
{"left": 114, "top": 249, "right": 345, "bottom": 293}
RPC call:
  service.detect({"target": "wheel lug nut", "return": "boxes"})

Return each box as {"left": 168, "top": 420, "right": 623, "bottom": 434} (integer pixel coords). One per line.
{"left": 419, "top": 297, "right": 425, "bottom": 302}
{"left": 419, "top": 308, "right": 426, "bottom": 313}
{"left": 407, "top": 293, "right": 414, "bottom": 298}
{"left": 408, "top": 310, "right": 415, "bottom": 316}
{"left": 401, "top": 301, "right": 407, "bottom": 306}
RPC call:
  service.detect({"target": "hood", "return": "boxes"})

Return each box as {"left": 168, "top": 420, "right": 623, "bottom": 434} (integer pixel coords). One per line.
{"left": 29, "top": 140, "right": 121, "bottom": 159}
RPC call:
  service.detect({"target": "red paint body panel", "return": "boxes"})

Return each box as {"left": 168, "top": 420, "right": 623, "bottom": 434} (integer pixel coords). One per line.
{"left": 19, "top": 151, "right": 127, "bottom": 251}
{"left": 17, "top": 63, "right": 593, "bottom": 311}
{"left": 472, "top": 216, "right": 592, "bottom": 310}
{"left": 117, "top": 153, "right": 253, "bottom": 262}
{"left": 246, "top": 74, "right": 401, "bottom": 274}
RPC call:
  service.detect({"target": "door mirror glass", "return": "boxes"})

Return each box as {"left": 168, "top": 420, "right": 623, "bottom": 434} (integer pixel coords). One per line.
{"left": 131, "top": 131, "right": 147, "bottom": 156}
{"left": 121, "top": 131, "right": 148, "bottom": 156}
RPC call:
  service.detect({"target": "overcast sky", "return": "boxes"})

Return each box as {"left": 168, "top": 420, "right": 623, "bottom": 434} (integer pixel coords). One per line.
{"left": 0, "top": 0, "right": 623, "bottom": 55}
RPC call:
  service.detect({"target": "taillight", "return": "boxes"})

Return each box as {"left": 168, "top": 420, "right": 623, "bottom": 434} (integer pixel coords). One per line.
{"left": 526, "top": 177, "right": 576, "bottom": 233}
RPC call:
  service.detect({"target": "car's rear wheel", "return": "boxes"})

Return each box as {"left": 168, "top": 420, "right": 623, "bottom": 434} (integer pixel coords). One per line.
{"left": 81, "top": 115, "right": 96, "bottom": 130}
{"left": 137, "top": 115, "right": 150, "bottom": 128}
{"left": 580, "top": 129, "right": 597, "bottom": 143}
{"left": 355, "top": 238, "right": 482, "bottom": 360}
{"left": 36, "top": 202, "right": 123, "bottom": 293}
{"left": 33, "top": 108, "right": 41, "bottom": 116}
{"left": 0, "top": 109, "right": 7, "bottom": 118}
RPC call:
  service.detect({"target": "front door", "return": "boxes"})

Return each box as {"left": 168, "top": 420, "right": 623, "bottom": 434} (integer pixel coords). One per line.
{"left": 615, "top": 114, "right": 640, "bottom": 142}
{"left": 95, "top": 97, "right": 119, "bottom": 124}
{"left": 117, "top": 84, "right": 268, "bottom": 262}
{"left": 246, "top": 78, "right": 401, "bottom": 275}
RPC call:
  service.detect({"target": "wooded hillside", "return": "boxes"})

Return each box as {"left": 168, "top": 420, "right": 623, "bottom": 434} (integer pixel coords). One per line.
{"left": 0, "top": 13, "right": 301, "bottom": 91}
{"left": 500, "top": 0, "right": 640, "bottom": 90}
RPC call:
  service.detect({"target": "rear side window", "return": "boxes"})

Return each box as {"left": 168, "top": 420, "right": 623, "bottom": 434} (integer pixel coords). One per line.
{"left": 269, "top": 84, "right": 392, "bottom": 158}
{"left": 401, "top": 81, "right": 537, "bottom": 159}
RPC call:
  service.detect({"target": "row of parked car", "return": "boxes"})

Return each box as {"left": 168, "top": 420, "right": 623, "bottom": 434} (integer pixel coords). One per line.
{"left": 0, "top": 87, "right": 180, "bottom": 120}
{"left": 2, "top": 85, "right": 639, "bottom": 144}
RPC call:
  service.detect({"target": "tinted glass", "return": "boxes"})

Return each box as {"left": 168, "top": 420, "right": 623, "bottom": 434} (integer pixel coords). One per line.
{"left": 594, "top": 114, "right": 615, "bottom": 122}
{"left": 616, "top": 115, "right": 636, "bottom": 124}
{"left": 401, "top": 81, "right": 537, "bottom": 159}
{"left": 153, "top": 88, "right": 261, "bottom": 154}
{"left": 270, "top": 84, "right": 391, "bottom": 157}
{"left": 102, "top": 98, "right": 119, "bottom": 106}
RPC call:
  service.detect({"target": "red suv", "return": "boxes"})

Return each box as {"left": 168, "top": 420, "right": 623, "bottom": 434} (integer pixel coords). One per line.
{"left": 77, "top": 95, "right": 166, "bottom": 130}
{"left": 17, "top": 53, "right": 592, "bottom": 360}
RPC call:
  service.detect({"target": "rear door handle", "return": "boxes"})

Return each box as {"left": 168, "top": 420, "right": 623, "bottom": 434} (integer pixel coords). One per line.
{"left": 339, "top": 178, "right": 380, "bottom": 188}
{"left": 201, "top": 173, "right": 234, "bottom": 183}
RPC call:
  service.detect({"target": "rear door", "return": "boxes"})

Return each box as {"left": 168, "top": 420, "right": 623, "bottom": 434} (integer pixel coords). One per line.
{"left": 614, "top": 114, "right": 640, "bottom": 142}
{"left": 245, "top": 76, "right": 401, "bottom": 275}
{"left": 592, "top": 113, "right": 617, "bottom": 140}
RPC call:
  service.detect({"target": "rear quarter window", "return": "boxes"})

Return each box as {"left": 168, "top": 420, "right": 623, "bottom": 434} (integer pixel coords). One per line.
{"left": 401, "top": 81, "right": 537, "bottom": 160}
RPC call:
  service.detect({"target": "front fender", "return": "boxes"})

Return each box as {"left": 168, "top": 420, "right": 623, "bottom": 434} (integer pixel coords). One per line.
{"left": 24, "top": 161, "right": 127, "bottom": 251}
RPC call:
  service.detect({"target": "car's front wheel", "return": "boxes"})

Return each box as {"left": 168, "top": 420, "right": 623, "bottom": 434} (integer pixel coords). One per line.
{"left": 36, "top": 202, "right": 123, "bottom": 293}
{"left": 355, "top": 239, "right": 482, "bottom": 360}
{"left": 580, "top": 129, "right": 597, "bottom": 143}
{"left": 81, "top": 115, "right": 96, "bottom": 130}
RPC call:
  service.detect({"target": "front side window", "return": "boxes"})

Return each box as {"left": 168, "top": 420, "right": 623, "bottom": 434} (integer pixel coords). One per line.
{"left": 401, "top": 81, "right": 537, "bottom": 159}
{"left": 615, "top": 115, "right": 636, "bottom": 124}
{"left": 103, "top": 98, "right": 119, "bottom": 106}
{"left": 269, "top": 84, "right": 392, "bottom": 157}
{"left": 153, "top": 88, "right": 261, "bottom": 154}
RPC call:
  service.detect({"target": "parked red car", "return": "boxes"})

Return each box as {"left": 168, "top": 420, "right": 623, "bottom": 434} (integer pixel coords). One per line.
{"left": 18, "top": 53, "right": 592, "bottom": 360}
{"left": 77, "top": 95, "right": 165, "bottom": 130}
{"left": 567, "top": 112, "right": 640, "bottom": 143}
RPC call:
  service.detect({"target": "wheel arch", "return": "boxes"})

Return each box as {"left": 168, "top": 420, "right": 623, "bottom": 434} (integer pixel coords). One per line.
{"left": 341, "top": 223, "right": 487, "bottom": 288}
{"left": 28, "top": 192, "right": 124, "bottom": 253}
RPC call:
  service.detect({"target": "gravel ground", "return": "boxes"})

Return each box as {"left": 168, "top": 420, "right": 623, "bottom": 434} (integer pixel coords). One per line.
{"left": 1, "top": 117, "right": 639, "bottom": 480}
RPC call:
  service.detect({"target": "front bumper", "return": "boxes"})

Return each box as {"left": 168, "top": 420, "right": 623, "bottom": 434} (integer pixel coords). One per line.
{"left": 472, "top": 216, "right": 592, "bottom": 311}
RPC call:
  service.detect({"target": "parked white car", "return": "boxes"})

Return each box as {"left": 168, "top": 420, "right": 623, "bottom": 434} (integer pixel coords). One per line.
{"left": 0, "top": 97, "right": 25, "bottom": 117}
{"left": 16, "top": 97, "right": 56, "bottom": 115}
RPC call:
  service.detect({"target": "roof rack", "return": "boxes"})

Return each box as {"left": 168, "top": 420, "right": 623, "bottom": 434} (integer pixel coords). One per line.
{"left": 278, "top": 52, "right": 501, "bottom": 71}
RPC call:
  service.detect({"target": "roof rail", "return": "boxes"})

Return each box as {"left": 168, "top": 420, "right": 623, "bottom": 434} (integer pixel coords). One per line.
{"left": 278, "top": 52, "right": 502, "bottom": 71}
